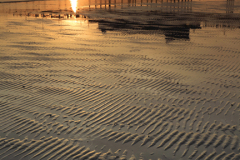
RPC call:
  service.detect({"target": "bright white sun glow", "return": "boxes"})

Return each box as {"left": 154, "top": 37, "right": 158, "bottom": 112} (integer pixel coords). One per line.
{"left": 70, "top": 0, "right": 78, "bottom": 13}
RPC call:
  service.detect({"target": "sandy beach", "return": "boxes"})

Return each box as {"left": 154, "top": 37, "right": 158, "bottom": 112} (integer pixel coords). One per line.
{"left": 0, "top": 0, "right": 240, "bottom": 159}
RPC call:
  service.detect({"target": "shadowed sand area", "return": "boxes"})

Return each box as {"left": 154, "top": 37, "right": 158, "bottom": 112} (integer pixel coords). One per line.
{"left": 0, "top": 0, "right": 240, "bottom": 159}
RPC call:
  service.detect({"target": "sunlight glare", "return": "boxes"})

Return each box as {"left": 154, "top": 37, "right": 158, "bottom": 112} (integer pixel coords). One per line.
{"left": 70, "top": 0, "right": 78, "bottom": 13}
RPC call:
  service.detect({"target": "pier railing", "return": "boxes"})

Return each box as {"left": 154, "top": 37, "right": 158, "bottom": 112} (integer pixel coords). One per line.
{"left": 0, "top": 0, "right": 236, "bottom": 15}
{"left": 88, "top": 0, "right": 193, "bottom": 12}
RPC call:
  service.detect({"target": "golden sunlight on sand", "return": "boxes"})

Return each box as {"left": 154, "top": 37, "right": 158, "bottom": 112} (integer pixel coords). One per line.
{"left": 0, "top": 0, "right": 240, "bottom": 160}
{"left": 70, "top": 0, "right": 78, "bottom": 13}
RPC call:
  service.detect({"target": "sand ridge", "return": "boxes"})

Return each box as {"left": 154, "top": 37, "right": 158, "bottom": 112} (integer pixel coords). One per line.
{"left": 0, "top": 0, "right": 240, "bottom": 159}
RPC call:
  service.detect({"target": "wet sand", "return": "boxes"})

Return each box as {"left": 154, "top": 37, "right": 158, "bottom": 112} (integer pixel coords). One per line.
{"left": 0, "top": 0, "right": 240, "bottom": 159}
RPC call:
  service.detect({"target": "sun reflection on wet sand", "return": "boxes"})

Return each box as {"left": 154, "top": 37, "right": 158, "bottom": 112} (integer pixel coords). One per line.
{"left": 70, "top": 0, "right": 78, "bottom": 13}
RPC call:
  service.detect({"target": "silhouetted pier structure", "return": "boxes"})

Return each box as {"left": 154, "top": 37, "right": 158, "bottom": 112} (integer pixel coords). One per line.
{"left": 88, "top": 0, "right": 192, "bottom": 12}
{"left": 0, "top": 0, "right": 195, "bottom": 17}
{"left": 0, "top": 0, "right": 238, "bottom": 21}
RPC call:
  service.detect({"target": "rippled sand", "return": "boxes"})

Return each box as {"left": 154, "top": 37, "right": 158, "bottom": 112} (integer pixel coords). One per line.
{"left": 0, "top": 0, "right": 240, "bottom": 159}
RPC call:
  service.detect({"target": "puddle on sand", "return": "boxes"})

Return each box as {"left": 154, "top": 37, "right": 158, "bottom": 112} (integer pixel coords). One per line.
{"left": 0, "top": 0, "right": 240, "bottom": 160}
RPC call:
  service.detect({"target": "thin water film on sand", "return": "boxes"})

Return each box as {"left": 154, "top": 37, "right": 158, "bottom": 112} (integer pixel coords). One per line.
{"left": 0, "top": 0, "right": 240, "bottom": 159}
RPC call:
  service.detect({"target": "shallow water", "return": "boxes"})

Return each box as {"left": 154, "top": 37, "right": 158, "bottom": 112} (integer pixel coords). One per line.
{"left": 0, "top": 0, "right": 240, "bottom": 160}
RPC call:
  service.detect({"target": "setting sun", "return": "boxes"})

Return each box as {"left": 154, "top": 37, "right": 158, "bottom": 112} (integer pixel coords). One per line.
{"left": 70, "top": 0, "right": 78, "bottom": 13}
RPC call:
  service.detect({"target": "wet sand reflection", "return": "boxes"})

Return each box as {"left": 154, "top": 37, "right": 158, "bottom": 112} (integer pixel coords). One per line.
{"left": 0, "top": 0, "right": 240, "bottom": 160}
{"left": 0, "top": 0, "right": 239, "bottom": 37}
